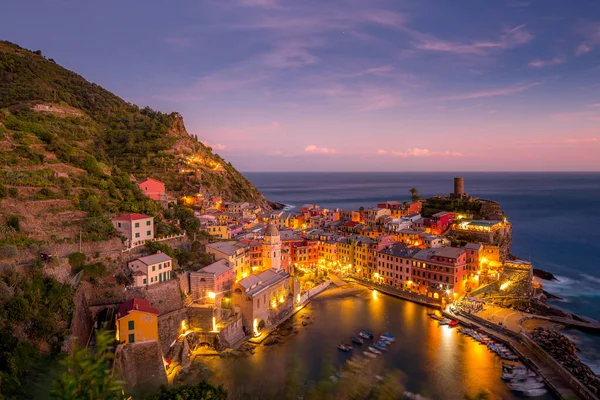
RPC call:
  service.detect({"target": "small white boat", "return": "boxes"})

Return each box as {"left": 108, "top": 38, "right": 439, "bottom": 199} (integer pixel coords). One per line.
{"left": 381, "top": 332, "right": 396, "bottom": 342}
{"left": 363, "top": 351, "right": 377, "bottom": 358}
{"left": 508, "top": 380, "right": 545, "bottom": 391}
{"left": 522, "top": 388, "right": 548, "bottom": 397}
{"left": 368, "top": 346, "right": 382, "bottom": 354}
{"left": 439, "top": 318, "right": 451, "bottom": 325}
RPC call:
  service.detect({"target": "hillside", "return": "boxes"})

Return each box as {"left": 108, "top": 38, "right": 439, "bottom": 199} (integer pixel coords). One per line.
{"left": 0, "top": 40, "right": 274, "bottom": 248}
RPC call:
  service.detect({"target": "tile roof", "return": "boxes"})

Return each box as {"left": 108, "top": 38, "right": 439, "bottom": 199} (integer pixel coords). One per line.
{"left": 113, "top": 213, "right": 151, "bottom": 221}
{"left": 133, "top": 252, "right": 172, "bottom": 265}
{"left": 197, "top": 259, "right": 232, "bottom": 276}
{"left": 118, "top": 298, "right": 158, "bottom": 318}
{"left": 237, "top": 269, "right": 289, "bottom": 297}
{"left": 206, "top": 241, "right": 247, "bottom": 255}
{"left": 379, "top": 243, "right": 420, "bottom": 258}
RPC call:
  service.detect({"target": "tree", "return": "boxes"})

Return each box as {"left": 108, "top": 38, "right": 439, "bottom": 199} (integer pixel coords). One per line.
{"left": 51, "top": 330, "right": 127, "bottom": 400}
{"left": 7, "top": 215, "right": 20, "bottom": 232}
{"left": 150, "top": 381, "right": 227, "bottom": 400}
{"left": 68, "top": 252, "right": 87, "bottom": 269}
{"left": 409, "top": 187, "right": 419, "bottom": 202}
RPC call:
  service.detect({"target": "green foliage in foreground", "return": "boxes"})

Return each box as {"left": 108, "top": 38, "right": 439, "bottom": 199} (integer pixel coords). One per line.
{"left": 149, "top": 381, "right": 227, "bottom": 400}
{"left": 0, "top": 267, "right": 74, "bottom": 397}
{"left": 51, "top": 330, "right": 126, "bottom": 400}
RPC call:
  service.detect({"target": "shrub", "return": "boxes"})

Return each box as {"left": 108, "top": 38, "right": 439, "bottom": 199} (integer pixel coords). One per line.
{"left": 0, "top": 183, "right": 7, "bottom": 199}
{"left": 7, "top": 215, "right": 20, "bottom": 232}
{"left": 0, "top": 245, "right": 18, "bottom": 259}
{"left": 68, "top": 252, "right": 86, "bottom": 269}
{"left": 8, "top": 187, "right": 18, "bottom": 197}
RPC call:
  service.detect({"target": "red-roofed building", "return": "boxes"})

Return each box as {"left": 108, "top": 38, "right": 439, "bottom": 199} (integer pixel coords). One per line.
{"left": 116, "top": 298, "right": 159, "bottom": 344}
{"left": 111, "top": 214, "right": 154, "bottom": 247}
{"left": 137, "top": 177, "right": 166, "bottom": 201}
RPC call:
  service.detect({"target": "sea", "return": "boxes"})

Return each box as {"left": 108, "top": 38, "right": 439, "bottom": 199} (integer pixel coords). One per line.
{"left": 244, "top": 171, "right": 600, "bottom": 372}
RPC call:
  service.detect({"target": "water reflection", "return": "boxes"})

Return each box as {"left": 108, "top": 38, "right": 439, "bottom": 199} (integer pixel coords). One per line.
{"left": 200, "top": 288, "right": 554, "bottom": 399}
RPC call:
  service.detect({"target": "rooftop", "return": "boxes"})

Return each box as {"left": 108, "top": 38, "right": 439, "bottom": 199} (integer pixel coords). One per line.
{"left": 118, "top": 298, "right": 158, "bottom": 319}
{"left": 196, "top": 259, "right": 232, "bottom": 276}
{"left": 113, "top": 213, "right": 152, "bottom": 221}
{"left": 206, "top": 241, "right": 248, "bottom": 255}
{"left": 434, "top": 247, "right": 465, "bottom": 259}
{"left": 132, "top": 252, "right": 172, "bottom": 265}
{"left": 379, "top": 243, "right": 420, "bottom": 258}
{"left": 237, "top": 269, "right": 289, "bottom": 297}
{"left": 465, "top": 243, "right": 483, "bottom": 250}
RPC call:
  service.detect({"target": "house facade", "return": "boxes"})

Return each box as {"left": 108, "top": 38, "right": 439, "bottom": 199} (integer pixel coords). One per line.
{"left": 137, "top": 177, "right": 166, "bottom": 201}
{"left": 116, "top": 298, "right": 159, "bottom": 344}
{"left": 112, "top": 213, "right": 154, "bottom": 247}
{"left": 128, "top": 252, "right": 173, "bottom": 287}
{"left": 189, "top": 259, "right": 234, "bottom": 305}
{"left": 205, "top": 241, "right": 250, "bottom": 281}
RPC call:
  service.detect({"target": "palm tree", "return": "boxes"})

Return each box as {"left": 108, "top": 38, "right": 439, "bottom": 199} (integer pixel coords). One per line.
{"left": 409, "top": 188, "right": 419, "bottom": 202}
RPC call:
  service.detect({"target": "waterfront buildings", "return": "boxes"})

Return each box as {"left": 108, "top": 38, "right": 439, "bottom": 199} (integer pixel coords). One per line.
{"left": 127, "top": 252, "right": 173, "bottom": 287}
{"left": 116, "top": 298, "right": 159, "bottom": 344}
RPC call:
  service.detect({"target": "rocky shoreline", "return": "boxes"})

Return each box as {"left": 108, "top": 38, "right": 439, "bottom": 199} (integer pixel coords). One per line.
{"left": 530, "top": 328, "right": 600, "bottom": 396}
{"left": 533, "top": 268, "right": 558, "bottom": 281}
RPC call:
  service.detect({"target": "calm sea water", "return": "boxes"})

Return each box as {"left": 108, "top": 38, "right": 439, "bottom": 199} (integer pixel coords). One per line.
{"left": 206, "top": 289, "right": 554, "bottom": 399}
{"left": 244, "top": 172, "right": 600, "bottom": 371}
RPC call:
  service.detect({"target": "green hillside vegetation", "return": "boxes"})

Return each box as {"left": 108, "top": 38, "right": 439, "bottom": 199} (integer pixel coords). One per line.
{"left": 0, "top": 40, "right": 270, "bottom": 248}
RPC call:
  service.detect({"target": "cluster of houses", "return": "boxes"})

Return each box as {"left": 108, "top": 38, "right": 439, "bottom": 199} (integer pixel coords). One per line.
{"left": 110, "top": 176, "right": 522, "bottom": 350}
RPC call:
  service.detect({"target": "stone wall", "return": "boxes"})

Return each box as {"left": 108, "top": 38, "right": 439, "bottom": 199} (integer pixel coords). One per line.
{"left": 218, "top": 316, "right": 245, "bottom": 348}
{"left": 64, "top": 288, "right": 94, "bottom": 353}
{"left": 157, "top": 308, "right": 188, "bottom": 355}
{"left": 125, "top": 278, "right": 184, "bottom": 315}
{"left": 186, "top": 306, "right": 213, "bottom": 330}
{"left": 115, "top": 341, "right": 167, "bottom": 398}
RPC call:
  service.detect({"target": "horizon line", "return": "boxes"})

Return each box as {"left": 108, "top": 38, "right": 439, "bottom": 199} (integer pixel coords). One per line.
{"left": 241, "top": 170, "right": 600, "bottom": 174}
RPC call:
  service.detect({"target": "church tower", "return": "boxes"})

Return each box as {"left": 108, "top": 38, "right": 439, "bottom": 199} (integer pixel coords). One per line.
{"left": 263, "top": 222, "right": 282, "bottom": 272}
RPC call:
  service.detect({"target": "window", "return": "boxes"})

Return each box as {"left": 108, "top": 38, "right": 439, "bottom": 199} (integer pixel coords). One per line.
{"left": 128, "top": 321, "right": 134, "bottom": 330}
{"left": 159, "top": 263, "right": 162, "bottom": 270}
{"left": 146, "top": 230, "right": 151, "bottom": 236}
{"left": 128, "top": 333, "right": 135, "bottom": 343}
{"left": 117, "top": 223, "right": 122, "bottom": 228}
{"left": 146, "top": 220, "right": 151, "bottom": 226}
{"left": 135, "top": 222, "right": 140, "bottom": 228}
{"left": 143, "top": 278, "right": 147, "bottom": 284}
{"left": 135, "top": 233, "right": 140, "bottom": 238}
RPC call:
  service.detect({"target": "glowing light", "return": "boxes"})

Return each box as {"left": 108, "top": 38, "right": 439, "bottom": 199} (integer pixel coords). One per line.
{"left": 271, "top": 299, "right": 277, "bottom": 308}
{"left": 208, "top": 291, "right": 216, "bottom": 299}
{"left": 372, "top": 290, "right": 378, "bottom": 300}
{"left": 279, "top": 295, "right": 285, "bottom": 303}
{"left": 446, "top": 289, "right": 450, "bottom": 295}
{"left": 253, "top": 318, "right": 259, "bottom": 337}
{"left": 181, "top": 320, "right": 187, "bottom": 332}
{"left": 242, "top": 272, "right": 248, "bottom": 279}
{"left": 212, "top": 316, "right": 218, "bottom": 332}
{"left": 500, "top": 281, "right": 512, "bottom": 291}
{"left": 374, "top": 272, "right": 380, "bottom": 279}
{"left": 296, "top": 294, "right": 301, "bottom": 303}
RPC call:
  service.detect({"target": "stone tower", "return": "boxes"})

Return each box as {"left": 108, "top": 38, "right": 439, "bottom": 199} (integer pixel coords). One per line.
{"left": 454, "top": 177, "right": 465, "bottom": 197}
{"left": 263, "top": 222, "right": 282, "bottom": 272}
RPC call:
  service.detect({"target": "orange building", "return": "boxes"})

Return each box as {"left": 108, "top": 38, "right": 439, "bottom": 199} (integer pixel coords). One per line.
{"left": 116, "top": 298, "right": 159, "bottom": 344}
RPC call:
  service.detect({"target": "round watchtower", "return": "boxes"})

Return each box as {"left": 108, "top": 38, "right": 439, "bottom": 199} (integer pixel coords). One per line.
{"left": 454, "top": 177, "right": 465, "bottom": 197}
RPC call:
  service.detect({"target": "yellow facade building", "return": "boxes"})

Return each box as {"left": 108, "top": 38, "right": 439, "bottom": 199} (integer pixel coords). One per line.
{"left": 116, "top": 298, "right": 159, "bottom": 344}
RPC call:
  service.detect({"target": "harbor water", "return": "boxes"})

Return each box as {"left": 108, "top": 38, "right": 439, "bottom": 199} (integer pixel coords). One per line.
{"left": 202, "top": 287, "right": 554, "bottom": 399}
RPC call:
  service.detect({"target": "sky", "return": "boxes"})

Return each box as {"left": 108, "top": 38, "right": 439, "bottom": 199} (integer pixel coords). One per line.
{"left": 1, "top": 0, "right": 600, "bottom": 172}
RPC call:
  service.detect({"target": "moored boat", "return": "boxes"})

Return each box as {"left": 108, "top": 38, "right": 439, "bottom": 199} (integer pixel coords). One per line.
{"left": 368, "top": 346, "right": 382, "bottom": 354}
{"left": 363, "top": 351, "right": 377, "bottom": 358}
{"left": 338, "top": 344, "right": 352, "bottom": 352}
{"left": 449, "top": 320, "right": 459, "bottom": 327}
{"left": 360, "top": 331, "right": 374, "bottom": 339}
{"left": 381, "top": 332, "right": 396, "bottom": 342}
{"left": 374, "top": 343, "right": 387, "bottom": 352}
{"left": 352, "top": 337, "right": 364, "bottom": 345}
{"left": 439, "top": 318, "right": 451, "bottom": 325}
{"left": 522, "top": 388, "right": 548, "bottom": 397}
{"left": 508, "top": 380, "right": 545, "bottom": 391}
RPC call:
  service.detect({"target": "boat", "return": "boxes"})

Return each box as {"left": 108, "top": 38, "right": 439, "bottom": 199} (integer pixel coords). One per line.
{"left": 360, "top": 331, "right": 374, "bottom": 339}
{"left": 381, "top": 332, "right": 396, "bottom": 342}
{"left": 522, "top": 388, "right": 548, "bottom": 397}
{"left": 501, "top": 371, "right": 534, "bottom": 381}
{"left": 352, "top": 337, "right": 364, "bottom": 345}
{"left": 439, "top": 318, "right": 451, "bottom": 325}
{"left": 449, "top": 320, "right": 459, "bottom": 327}
{"left": 508, "top": 380, "right": 545, "bottom": 391}
{"left": 363, "top": 351, "right": 377, "bottom": 358}
{"left": 368, "top": 346, "right": 382, "bottom": 354}
{"left": 374, "top": 343, "right": 387, "bottom": 352}
{"left": 428, "top": 313, "right": 442, "bottom": 320}
{"left": 338, "top": 344, "right": 352, "bottom": 352}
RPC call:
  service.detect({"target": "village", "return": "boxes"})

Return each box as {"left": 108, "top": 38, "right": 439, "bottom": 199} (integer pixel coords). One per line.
{"left": 94, "top": 175, "right": 580, "bottom": 397}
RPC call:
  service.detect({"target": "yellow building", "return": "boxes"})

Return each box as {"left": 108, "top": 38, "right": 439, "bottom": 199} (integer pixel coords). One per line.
{"left": 116, "top": 298, "right": 159, "bottom": 344}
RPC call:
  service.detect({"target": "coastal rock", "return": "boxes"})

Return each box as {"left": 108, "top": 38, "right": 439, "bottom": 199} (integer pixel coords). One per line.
{"left": 263, "top": 337, "right": 280, "bottom": 346}
{"left": 533, "top": 268, "right": 558, "bottom": 281}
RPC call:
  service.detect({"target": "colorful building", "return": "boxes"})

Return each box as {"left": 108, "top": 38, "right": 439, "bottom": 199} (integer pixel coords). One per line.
{"left": 127, "top": 252, "right": 173, "bottom": 287}
{"left": 137, "top": 177, "right": 166, "bottom": 202}
{"left": 205, "top": 241, "right": 250, "bottom": 281}
{"left": 376, "top": 243, "right": 420, "bottom": 288}
{"left": 111, "top": 213, "right": 154, "bottom": 247}
{"left": 116, "top": 298, "right": 159, "bottom": 344}
{"left": 411, "top": 247, "right": 467, "bottom": 300}
{"left": 428, "top": 212, "right": 455, "bottom": 235}
{"left": 189, "top": 259, "right": 234, "bottom": 305}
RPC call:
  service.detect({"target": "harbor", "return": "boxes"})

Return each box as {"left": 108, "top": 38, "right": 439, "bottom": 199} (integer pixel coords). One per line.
{"left": 188, "top": 284, "right": 554, "bottom": 399}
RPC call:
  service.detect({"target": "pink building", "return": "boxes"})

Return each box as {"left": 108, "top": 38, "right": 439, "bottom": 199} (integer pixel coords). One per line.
{"left": 189, "top": 259, "right": 234, "bottom": 305}
{"left": 376, "top": 243, "right": 420, "bottom": 288}
{"left": 411, "top": 247, "right": 467, "bottom": 300}
{"left": 428, "top": 211, "right": 455, "bottom": 235}
{"left": 137, "top": 177, "right": 166, "bottom": 201}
